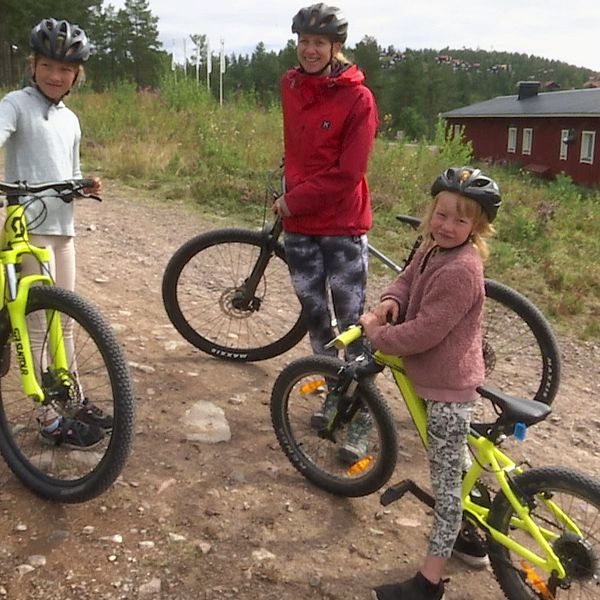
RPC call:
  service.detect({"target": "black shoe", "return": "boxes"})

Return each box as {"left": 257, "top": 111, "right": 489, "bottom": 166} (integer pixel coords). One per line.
{"left": 372, "top": 572, "right": 445, "bottom": 600}
{"left": 40, "top": 417, "right": 105, "bottom": 450}
{"left": 452, "top": 525, "right": 489, "bottom": 568}
{"left": 74, "top": 399, "right": 113, "bottom": 431}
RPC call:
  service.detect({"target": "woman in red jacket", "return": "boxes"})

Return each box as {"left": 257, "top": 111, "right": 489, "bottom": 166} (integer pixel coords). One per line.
{"left": 273, "top": 3, "right": 378, "bottom": 459}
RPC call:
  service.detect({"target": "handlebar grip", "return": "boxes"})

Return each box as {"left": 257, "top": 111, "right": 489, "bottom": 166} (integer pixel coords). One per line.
{"left": 395, "top": 215, "right": 422, "bottom": 231}
{"left": 77, "top": 178, "right": 97, "bottom": 189}
{"left": 325, "top": 324, "right": 363, "bottom": 350}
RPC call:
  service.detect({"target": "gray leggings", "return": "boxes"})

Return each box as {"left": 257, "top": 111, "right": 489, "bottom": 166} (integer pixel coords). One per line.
{"left": 425, "top": 400, "right": 472, "bottom": 558}
{"left": 283, "top": 232, "right": 368, "bottom": 360}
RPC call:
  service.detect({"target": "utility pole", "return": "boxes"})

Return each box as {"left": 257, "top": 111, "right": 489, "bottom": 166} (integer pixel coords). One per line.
{"left": 206, "top": 39, "right": 211, "bottom": 91}
{"left": 219, "top": 39, "right": 225, "bottom": 106}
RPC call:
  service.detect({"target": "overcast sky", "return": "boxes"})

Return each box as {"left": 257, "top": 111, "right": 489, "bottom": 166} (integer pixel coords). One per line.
{"left": 108, "top": 0, "right": 600, "bottom": 72}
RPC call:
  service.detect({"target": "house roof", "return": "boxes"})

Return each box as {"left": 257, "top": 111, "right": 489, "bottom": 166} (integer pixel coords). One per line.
{"left": 443, "top": 87, "right": 600, "bottom": 118}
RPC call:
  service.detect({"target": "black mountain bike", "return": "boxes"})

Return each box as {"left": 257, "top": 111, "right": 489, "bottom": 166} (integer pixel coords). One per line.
{"left": 162, "top": 195, "right": 561, "bottom": 407}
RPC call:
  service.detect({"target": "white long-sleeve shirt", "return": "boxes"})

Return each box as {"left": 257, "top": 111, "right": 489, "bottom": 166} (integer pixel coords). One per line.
{"left": 0, "top": 86, "right": 81, "bottom": 236}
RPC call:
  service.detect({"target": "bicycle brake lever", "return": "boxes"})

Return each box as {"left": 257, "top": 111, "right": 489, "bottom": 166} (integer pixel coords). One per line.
{"left": 73, "top": 190, "right": 102, "bottom": 202}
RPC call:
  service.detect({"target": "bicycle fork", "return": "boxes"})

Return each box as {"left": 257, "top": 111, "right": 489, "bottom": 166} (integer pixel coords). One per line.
{"left": 3, "top": 267, "right": 69, "bottom": 402}
{"left": 318, "top": 356, "right": 384, "bottom": 442}
{"left": 232, "top": 221, "right": 282, "bottom": 312}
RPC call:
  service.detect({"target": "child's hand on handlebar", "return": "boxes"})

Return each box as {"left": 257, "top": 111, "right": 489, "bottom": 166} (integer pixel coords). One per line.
{"left": 358, "top": 311, "right": 379, "bottom": 333}
{"left": 83, "top": 176, "right": 102, "bottom": 195}
{"left": 359, "top": 299, "right": 400, "bottom": 337}
{"left": 373, "top": 298, "right": 400, "bottom": 324}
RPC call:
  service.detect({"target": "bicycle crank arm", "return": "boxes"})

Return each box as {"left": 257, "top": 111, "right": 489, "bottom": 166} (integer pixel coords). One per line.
{"left": 380, "top": 479, "right": 435, "bottom": 509}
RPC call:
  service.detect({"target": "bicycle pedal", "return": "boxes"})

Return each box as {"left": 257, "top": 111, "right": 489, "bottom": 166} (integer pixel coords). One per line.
{"left": 380, "top": 479, "right": 435, "bottom": 508}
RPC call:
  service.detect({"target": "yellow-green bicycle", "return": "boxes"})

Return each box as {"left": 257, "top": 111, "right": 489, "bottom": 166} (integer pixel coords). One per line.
{"left": 0, "top": 179, "right": 134, "bottom": 502}
{"left": 270, "top": 325, "right": 600, "bottom": 599}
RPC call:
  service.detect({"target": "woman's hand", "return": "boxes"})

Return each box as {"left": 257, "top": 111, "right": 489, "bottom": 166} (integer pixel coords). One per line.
{"left": 272, "top": 197, "right": 282, "bottom": 215}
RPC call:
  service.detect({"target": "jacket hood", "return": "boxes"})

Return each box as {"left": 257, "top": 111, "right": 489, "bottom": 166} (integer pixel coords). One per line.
{"left": 287, "top": 63, "right": 365, "bottom": 91}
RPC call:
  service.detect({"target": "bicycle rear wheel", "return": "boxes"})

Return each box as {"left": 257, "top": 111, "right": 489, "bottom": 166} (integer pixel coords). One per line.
{"left": 488, "top": 467, "right": 600, "bottom": 600}
{"left": 0, "top": 286, "right": 135, "bottom": 502}
{"left": 162, "top": 228, "right": 307, "bottom": 361}
{"left": 482, "top": 279, "right": 561, "bottom": 405}
{"left": 270, "top": 355, "right": 398, "bottom": 497}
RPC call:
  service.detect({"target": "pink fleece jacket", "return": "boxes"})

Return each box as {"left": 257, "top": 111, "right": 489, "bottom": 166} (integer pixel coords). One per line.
{"left": 367, "top": 243, "right": 485, "bottom": 402}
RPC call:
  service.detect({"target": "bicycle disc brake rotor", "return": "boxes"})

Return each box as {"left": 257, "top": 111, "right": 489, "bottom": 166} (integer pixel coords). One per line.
{"left": 41, "top": 368, "right": 83, "bottom": 414}
{"left": 553, "top": 531, "right": 599, "bottom": 582}
{"left": 220, "top": 282, "right": 265, "bottom": 318}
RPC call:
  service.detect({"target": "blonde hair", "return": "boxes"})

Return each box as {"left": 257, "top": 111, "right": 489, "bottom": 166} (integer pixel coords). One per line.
{"left": 420, "top": 193, "right": 496, "bottom": 262}
{"left": 333, "top": 49, "right": 349, "bottom": 63}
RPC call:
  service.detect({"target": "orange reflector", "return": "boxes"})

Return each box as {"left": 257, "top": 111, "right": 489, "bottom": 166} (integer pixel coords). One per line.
{"left": 520, "top": 562, "right": 554, "bottom": 599}
{"left": 299, "top": 379, "right": 326, "bottom": 394}
{"left": 346, "top": 455, "right": 374, "bottom": 476}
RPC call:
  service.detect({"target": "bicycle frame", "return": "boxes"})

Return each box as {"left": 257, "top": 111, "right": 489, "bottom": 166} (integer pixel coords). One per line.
{"left": 0, "top": 198, "right": 69, "bottom": 402}
{"left": 331, "top": 325, "right": 573, "bottom": 583}
{"left": 234, "top": 214, "right": 404, "bottom": 313}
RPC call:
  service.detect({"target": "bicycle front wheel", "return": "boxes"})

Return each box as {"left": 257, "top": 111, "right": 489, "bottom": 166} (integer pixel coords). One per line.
{"left": 0, "top": 286, "right": 135, "bottom": 502}
{"left": 483, "top": 280, "right": 561, "bottom": 405}
{"left": 488, "top": 467, "right": 600, "bottom": 600}
{"left": 162, "top": 228, "right": 307, "bottom": 361}
{"left": 270, "top": 355, "right": 398, "bottom": 497}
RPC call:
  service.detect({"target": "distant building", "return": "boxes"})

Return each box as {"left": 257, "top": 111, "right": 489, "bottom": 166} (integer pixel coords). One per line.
{"left": 583, "top": 77, "right": 600, "bottom": 89}
{"left": 541, "top": 80, "right": 561, "bottom": 91}
{"left": 443, "top": 81, "right": 600, "bottom": 186}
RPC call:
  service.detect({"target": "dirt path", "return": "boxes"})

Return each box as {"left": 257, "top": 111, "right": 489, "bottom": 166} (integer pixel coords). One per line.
{"left": 0, "top": 178, "right": 599, "bottom": 599}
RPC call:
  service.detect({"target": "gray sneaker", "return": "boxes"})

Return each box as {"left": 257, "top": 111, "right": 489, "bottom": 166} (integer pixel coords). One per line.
{"left": 338, "top": 408, "right": 373, "bottom": 464}
{"left": 310, "top": 389, "right": 337, "bottom": 429}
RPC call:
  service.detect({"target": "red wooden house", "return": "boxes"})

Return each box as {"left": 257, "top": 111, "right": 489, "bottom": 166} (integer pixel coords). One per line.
{"left": 443, "top": 82, "right": 600, "bottom": 186}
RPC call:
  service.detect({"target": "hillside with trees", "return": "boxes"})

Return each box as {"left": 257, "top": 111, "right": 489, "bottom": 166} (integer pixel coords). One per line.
{"left": 0, "top": 1, "right": 596, "bottom": 139}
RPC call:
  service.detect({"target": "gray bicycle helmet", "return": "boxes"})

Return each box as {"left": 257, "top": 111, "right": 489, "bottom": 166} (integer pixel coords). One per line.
{"left": 431, "top": 166, "right": 501, "bottom": 222}
{"left": 30, "top": 18, "right": 90, "bottom": 62}
{"left": 292, "top": 3, "right": 348, "bottom": 43}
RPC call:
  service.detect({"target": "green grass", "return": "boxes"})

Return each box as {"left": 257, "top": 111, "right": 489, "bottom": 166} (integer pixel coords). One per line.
{"left": 67, "top": 81, "right": 600, "bottom": 340}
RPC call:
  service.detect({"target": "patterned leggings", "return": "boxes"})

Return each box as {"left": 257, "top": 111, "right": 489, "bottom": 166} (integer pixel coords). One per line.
{"left": 283, "top": 232, "right": 368, "bottom": 360}
{"left": 425, "top": 400, "right": 472, "bottom": 558}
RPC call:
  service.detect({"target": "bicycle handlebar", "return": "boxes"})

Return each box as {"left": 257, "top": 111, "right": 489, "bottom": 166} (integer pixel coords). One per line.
{"left": 0, "top": 178, "right": 97, "bottom": 195}
{"left": 324, "top": 324, "right": 363, "bottom": 350}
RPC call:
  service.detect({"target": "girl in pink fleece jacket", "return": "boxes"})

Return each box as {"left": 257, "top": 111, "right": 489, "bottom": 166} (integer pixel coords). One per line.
{"left": 363, "top": 167, "right": 502, "bottom": 600}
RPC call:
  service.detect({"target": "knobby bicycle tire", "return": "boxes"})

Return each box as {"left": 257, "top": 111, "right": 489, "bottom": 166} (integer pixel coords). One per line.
{"left": 483, "top": 279, "right": 561, "bottom": 405}
{"left": 270, "top": 355, "right": 398, "bottom": 497}
{"left": 162, "top": 228, "right": 307, "bottom": 361}
{"left": 0, "top": 286, "right": 135, "bottom": 502}
{"left": 487, "top": 467, "right": 600, "bottom": 600}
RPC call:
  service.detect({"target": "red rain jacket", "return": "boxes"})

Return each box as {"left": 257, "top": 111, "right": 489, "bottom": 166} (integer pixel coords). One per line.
{"left": 280, "top": 64, "right": 378, "bottom": 236}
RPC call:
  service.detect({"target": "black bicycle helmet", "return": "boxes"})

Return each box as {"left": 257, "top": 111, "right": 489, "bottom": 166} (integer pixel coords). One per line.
{"left": 292, "top": 3, "right": 348, "bottom": 43}
{"left": 30, "top": 18, "right": 90, "bottom": 62}
{"left": 431, "top": 166, "right": 501, "bottom": 222}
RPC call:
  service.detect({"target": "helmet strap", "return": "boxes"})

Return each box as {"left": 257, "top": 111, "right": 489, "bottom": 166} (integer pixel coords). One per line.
{"left": 33, "top": 82, "right": 68, "bottom": 105}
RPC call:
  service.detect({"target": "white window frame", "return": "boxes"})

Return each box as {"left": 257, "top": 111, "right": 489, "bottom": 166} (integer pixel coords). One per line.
{"left": 452, "top": 124, "right": 462, "bottom": 141}
{"left": 559, "top": 129, "right": 569, "bottom": 161}
{"left": 522, "top": 128, "right": 533, "bottom": 155}
{"left": 580, "top": 130, "right": 596, "bottom": 165}
{"left": 507, "top": 127, "right": 517, "bottom": 153}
